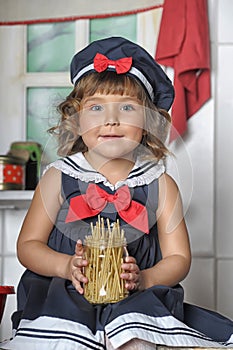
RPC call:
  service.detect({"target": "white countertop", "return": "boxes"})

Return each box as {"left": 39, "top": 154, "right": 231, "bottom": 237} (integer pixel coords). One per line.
{"left": 0, "top": 190, "right": 34, "bottom": 209}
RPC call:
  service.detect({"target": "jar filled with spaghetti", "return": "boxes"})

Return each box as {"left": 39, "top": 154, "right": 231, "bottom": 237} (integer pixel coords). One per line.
{"left": 84, "top": 217, "right": 128, "bottom": 304}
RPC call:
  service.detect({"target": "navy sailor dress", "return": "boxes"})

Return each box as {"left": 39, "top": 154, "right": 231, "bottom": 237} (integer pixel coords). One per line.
{"left": 1, "top": 153, "right": 233, "bottom": 350}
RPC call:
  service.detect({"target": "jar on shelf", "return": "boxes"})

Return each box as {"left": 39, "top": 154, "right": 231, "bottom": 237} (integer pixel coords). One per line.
{"left": 0, "top": 155, "right": 26, "bottom": 190}
{"left": 8, "top": 141, "right": 42, "bottom": 190}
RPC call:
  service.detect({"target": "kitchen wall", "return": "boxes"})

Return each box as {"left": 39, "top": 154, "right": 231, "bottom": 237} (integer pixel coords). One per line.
{"left": 1, "top": 0, "right": 233, "bottom": 341}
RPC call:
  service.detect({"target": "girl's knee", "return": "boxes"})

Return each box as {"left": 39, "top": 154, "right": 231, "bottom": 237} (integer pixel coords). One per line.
{"left": 106, "top": 337, "right": 156, "bottom": 350}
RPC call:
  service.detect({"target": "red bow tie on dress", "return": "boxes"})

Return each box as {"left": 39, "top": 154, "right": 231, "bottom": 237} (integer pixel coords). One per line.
{"left": 94, "top": 53, "right": 133, "bottom": 74}
{"left": 65, "top": 184, "right": 149, "bottom": 233}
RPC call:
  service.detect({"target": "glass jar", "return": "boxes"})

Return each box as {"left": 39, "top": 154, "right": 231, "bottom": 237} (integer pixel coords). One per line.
{"left": 84, "top": 219, "right": 128, "bottom": 304}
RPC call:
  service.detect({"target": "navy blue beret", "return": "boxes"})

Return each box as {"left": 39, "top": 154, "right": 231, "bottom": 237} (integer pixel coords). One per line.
{"left": 70, "top": 36, "right": 174, "bottom": 111}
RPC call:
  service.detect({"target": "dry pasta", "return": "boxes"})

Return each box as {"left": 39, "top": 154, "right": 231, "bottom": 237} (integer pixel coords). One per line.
{"left": 84, "top": 217, "right": 128, "bottom": 304}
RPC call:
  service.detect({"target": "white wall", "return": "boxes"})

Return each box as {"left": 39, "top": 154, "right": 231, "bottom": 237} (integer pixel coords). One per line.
{"left": 215, "top": 0, "right": 233, "bottom": 317}
{"left": 1, "top": 0, "right": 233, "bottom": 341}
{"left": 178, "top": 0, "right": 233, "bottom": 319}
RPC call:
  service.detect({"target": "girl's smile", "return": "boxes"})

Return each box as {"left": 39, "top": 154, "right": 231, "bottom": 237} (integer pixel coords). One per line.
{"left": 98, "top": 134, "right": 124, "bottom": 140}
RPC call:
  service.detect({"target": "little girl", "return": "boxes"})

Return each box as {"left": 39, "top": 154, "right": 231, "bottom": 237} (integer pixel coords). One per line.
{"left": 1, "top": 37, "right": 233, "bottom": 350}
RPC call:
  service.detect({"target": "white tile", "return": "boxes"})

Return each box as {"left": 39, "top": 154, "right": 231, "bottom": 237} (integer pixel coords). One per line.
{"left": 0, "top": 291, "right": 16, "bottom": 341}
{"left": 216, "top": 46, "right": 233, "bottom": 258}
{"left": 207, "top": 0, "right": 216, "bottom": 43}
{"left": 217, "top": 46, "right": 233, "bottom": 102}
{"left": 218, "top": 0, "right": 233, "bottom": 43}
{"left": 3, "top": 209, "right": 27, "bottom": 254}
{"left": 1, "top": 256, "right": 24, "bottom": 341}
{"left": 3, "top": 256, "right": 25, "bottom": 287}
{"left": 0, "top": 211, "right": 2, "bottom": 253}
{"left": 2, "top": 255, "right": 25, "bottom": 340}
{"left": 182, "top": 258, "right": 215, "bottom": 310}
{"left": 0, "top": 257, "right": 2, "bottom": 284}
{"left": 217, "top": 260, "right": 233, "bottom": 320}
{"left": 167, "top": 102, "right": 214, "bottom": 256}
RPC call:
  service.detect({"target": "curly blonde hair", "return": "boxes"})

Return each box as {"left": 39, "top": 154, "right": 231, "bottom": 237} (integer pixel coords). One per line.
{"left": 49, "top": 71, "right": 171, "bottom": 161}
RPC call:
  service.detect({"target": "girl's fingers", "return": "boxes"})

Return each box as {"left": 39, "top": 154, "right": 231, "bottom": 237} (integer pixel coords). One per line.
{"left": 125, "top": 256, "right": 136, "bottom": 264}
{"left": 125, "top": 281, "right": 139, "bottom": 291}
{"left": 72, "top": 268, "right": 88, "bottom": 294}
{"left": 120, "top": 255, "right": 140, "bottom": 291}
{"left": 122, "top": 256, "right": 138, "bottom": 271}
{"left": 72, "top": 279, "right": 84, "bottom": 294}
{"left": 73, "top": 268, "right": 88, "bottom": 284}
{"left": 69, "top": 241, "right": 88, "bottom": 294}
{"left": 75, "top": 239, "right": 84, "bottom": 256}
{"left": 121, "top": 262, "right": 139, "bottom": 273}
{"left": 73, "top": 256, "right": 88, "bottom": 268}
{"left": 120, "top": 271, "right": 138, "bottom": 282}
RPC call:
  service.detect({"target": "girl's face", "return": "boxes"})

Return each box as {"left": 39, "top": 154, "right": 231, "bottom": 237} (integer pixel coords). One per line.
{"left": 78, "top": 93, "right": 145, "bottom": 162}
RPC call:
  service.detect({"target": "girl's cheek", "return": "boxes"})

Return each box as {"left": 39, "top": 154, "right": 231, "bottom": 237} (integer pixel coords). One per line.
{"left": 78, "top": 119, "right": 94, "bottom": 134}
{"left": 79, "top": 115, "right": 104, "bottom": 133}
{"left": 79, "top": 123, "right": 101, "bottom": 137}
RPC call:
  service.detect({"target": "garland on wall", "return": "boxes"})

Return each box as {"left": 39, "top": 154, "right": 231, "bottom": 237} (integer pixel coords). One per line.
{"left": 0, "top": 0, "right": 163, "bottom": 25}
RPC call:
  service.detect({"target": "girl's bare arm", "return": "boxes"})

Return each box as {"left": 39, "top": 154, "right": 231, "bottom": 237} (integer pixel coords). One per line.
{"left": 17, "top": 167, "right": 73, "bottom": 280}
{"left": 139, "top": 173, "right": 191, "bottom": 290}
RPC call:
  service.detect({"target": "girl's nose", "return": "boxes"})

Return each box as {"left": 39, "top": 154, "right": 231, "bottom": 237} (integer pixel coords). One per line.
{"left": 104, "top": 120, "right": 120, "bottom": 126}
{"left": 103, "top": 105, "right": 120, "bottom": 126}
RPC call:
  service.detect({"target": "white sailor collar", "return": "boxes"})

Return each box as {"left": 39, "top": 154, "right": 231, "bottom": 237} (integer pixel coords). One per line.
{"left": 45, "top": 152, "right": 165, "bottom": 190}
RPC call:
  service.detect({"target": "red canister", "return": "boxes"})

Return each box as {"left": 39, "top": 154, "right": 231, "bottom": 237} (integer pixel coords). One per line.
{"left": 0, "top": 155, "right": 26, "bottom": 190}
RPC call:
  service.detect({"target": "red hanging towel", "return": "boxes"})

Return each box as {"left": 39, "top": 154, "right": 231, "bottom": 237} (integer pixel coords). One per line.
{"left": 155, "top": 0, "right": 211, "bottom": 140}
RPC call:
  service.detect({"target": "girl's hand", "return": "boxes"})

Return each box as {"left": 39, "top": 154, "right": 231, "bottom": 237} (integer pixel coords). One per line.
{"left": 120, "top": 256, "right": 141, "bottom": 291}
{"left": 70, "top": 240, "right": 88, "bottom": 294}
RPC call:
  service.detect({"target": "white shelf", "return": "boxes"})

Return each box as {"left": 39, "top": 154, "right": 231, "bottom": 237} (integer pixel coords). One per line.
{"left": 0, "top": 190, "right": 34, "bottom": 209}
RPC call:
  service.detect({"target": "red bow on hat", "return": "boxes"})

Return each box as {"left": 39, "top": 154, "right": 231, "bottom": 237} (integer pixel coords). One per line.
{"left": 94, "top": 53, "right": 133, "bottom": 74}
{"left": 65, "top": 183, "right": 149, "bottom": 233}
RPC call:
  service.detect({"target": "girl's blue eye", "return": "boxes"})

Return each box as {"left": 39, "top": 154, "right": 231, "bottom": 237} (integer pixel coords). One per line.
{"left": 91, "top": 105, "right": 103, "bottom": 111}
{"left": 121, "top": 104, "right": 135, "bottom": 111}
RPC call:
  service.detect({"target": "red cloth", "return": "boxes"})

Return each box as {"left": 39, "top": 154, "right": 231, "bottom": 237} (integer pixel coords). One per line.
{"left": 155, "top": 0, "right": 211, "bottom": 140}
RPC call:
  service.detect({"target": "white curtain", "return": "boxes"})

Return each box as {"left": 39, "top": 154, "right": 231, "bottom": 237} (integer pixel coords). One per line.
{"left": 0, "top": 0, "right": 163, "bottom": 25}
